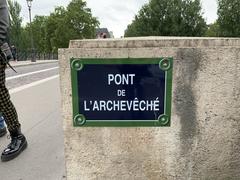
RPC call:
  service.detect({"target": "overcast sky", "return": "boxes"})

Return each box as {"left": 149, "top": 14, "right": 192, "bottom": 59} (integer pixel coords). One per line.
{"left": 18, "top": 0, "right": 218, "bottom": 38}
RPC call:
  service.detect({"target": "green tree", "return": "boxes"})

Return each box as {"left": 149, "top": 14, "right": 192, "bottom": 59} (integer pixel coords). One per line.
{"left": 8, "top": 0, "right": 99, "bottom": 54}
{"left": 7, "top": 0, "right": 23, "bottom": 49}
{"left": 217, "top": 0, "right": 240, "bottom": 37}
{"left": 125, "top": 0, "right": 207, "bottom": 37}
{"left": 125, "top": 5, "right": 153, "bottom": 37}
{"left": 45, "top": 0, "right": 99, "bottom": 53}
{"left": 66, "top": 0, "right": 99, "bottom": 38}
{"left": 205, "top": 22, "right": 220, "bottom": 37}
{"left": 45, "top": 7, "right": 67, "bottom": 52}
{"left": 18, "top": 28, "right": 30, "bottom": 51}
{"left": 29, "top": 16, "right": 48, "bottom": 52}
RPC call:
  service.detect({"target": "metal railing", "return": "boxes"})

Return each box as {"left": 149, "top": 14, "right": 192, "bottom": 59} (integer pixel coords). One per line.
{"left": 16, "top": 51, "right": 58, "bottom": 61}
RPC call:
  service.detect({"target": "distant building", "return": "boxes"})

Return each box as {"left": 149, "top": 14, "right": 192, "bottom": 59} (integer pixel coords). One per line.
{"left": 96, "top": 28, "right": 113, "bottom": 39}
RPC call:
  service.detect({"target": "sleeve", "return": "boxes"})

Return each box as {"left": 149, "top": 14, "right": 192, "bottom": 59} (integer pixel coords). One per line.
{"left": 0, "top": 0, "right": 9, "bottom": 46}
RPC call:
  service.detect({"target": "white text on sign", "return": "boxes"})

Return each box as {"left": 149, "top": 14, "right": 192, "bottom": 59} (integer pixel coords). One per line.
{"left": 108, "top": 74, "right": 135, "bottom": 85}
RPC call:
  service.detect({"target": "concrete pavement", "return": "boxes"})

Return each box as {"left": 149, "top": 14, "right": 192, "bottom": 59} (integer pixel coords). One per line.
{"left": 0, "top": 73, "right": 65, "bottom": 179}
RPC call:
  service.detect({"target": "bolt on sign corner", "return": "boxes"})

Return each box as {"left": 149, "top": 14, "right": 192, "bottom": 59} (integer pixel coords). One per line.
{"left": 70, "top": 58, "right": 173, "bottom": 127}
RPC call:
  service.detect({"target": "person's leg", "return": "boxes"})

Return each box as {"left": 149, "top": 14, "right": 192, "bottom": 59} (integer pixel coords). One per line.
{"left": 0, "top": 65, "right": 20, "bottom": 129}
{"left": 0, "top": 65, "right": 7, "bottom": 137}
{"left": 0, "top": 64, "right": 27, "bottom": 161}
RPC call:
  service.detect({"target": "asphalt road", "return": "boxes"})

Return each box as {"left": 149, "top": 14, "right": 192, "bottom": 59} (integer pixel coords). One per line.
{"left": 6, "top": 62, "right": 59, "bottom": 89}
{"left": 0, "top": 62, "right": 66, "bottom": 180}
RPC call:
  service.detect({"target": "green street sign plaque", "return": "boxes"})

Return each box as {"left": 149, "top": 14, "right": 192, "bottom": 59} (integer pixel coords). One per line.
{"left": 70, "top": 58, "right": 173, "bottom": 127}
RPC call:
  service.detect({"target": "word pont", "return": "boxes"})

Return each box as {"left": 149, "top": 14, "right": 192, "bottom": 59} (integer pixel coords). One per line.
{"left": 108, "top": 74, "right": 135, "bottom": 85}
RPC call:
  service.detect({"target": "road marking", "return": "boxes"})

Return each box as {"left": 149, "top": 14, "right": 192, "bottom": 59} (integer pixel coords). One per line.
{"left": 6, "top": 67, "right": 59, "bottom": 81}
{"left": 9, "top": 75, "right": 59, "bottom": 94}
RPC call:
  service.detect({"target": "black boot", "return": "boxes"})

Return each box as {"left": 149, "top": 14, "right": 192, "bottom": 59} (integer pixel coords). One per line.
{"left": 0, "top": 127, "right": 7, "bottom": 137}
{"left": 1, "top": 128, "right": 27, "bottom": 162}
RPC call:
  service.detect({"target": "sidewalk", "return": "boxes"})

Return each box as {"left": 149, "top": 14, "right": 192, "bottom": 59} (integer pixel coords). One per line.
{"left": 0, "top": 74, "right": 66, "bottom": 180}
{"left": 8, "top": 60, "right": 58, "bottom": 68}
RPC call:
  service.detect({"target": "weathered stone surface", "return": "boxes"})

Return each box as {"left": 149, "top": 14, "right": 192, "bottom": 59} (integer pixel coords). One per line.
{"left": 59, "top": 37, "right": 240, "bottom": 180}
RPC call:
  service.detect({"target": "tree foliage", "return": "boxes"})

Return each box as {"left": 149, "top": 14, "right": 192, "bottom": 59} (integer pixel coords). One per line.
{"left": 205, "top": 22, "right": 220, "bottom": 37}
{"left": 30, "top": 16, "right": 48, "bottom": 52}
{"left": 7, "top": 0, "right": 23, "bottom": 49}
{"left": 125, "top": 0, "right": 207, "bottom": 37}
{"left": 7, "top": 0, "right": 99, "bottom": 53}
{"left": 217, "top": 0, "right": 240, "bottom": 37}
{"left": 45, "top": 0, "right": 99, "bottom": 52}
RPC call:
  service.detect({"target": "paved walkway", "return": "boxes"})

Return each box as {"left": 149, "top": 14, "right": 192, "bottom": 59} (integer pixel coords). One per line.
{"left": 0, "top": 60, "right": 66, "bottom": 180}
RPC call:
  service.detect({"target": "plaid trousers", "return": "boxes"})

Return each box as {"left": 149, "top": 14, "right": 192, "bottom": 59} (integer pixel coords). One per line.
{"left": 0, "top": 64, "right": 20, "bottom": 132}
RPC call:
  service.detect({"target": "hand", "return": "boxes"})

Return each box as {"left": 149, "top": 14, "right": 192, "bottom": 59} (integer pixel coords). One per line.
{"left": 0, "top": 42, "right": 13, "bottom": 62}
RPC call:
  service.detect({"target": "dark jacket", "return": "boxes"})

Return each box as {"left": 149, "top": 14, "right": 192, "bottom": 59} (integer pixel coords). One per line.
{"left": 0, "top": 0, "right": 9, "bottom": 46}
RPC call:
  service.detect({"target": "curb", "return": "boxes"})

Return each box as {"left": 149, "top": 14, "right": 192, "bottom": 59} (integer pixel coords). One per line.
{"left": 8, "top": 60, "right": 59, "bottom": 68}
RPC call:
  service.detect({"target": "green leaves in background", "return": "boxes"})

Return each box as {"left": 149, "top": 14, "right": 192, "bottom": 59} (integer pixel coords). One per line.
{"left": 7, "top": 0, "right": 240, "bottom": 52}
{"left": 217, "top": 0, "right": 240, "bottom": 37}
{"left": 8, "top": 0, "right": 99, "bottom": 53}
{"left": 125, "top": 0, "right": 240, "bottom": 37}
{"left": 124, "top": 0, "right": 207, "bottom": 37}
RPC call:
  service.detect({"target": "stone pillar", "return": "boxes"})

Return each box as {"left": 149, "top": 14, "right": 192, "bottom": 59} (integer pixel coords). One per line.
{"left": 59, "top": 37, "right": 240, "bottom": 180}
